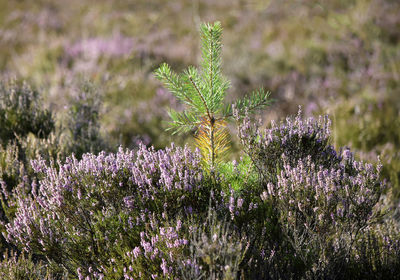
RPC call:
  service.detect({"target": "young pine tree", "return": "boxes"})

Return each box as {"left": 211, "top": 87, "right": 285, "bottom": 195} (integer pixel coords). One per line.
{"left": 155, "top": 21, "right": 271, "bottom": 171}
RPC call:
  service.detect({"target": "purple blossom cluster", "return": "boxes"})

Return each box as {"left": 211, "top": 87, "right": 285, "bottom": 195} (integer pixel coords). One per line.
{"left": 237, "top": 107, "right": 330, "bottom": 148}
{"left": 118, "top": 220, "right": 188, "bottom": 279}
{"left": 236, "top": 107, "right": 340, "bottom": 185}
{"left": 5, "top": 143, "right": 207, "bottom": 278}
{"left": 268, "top": 153, "right": 384, "bottom": 268}
{"left": 237, "top": 107, "right": 329, "bottom": 146}
{"left": 232, "top": 109, "right": 400, "bottom": 278}
{"left": 2, "top": 106, "right": 399, "bottom": 278}
{"left": 73, "top": 218, "right": 189, "bottom": 279}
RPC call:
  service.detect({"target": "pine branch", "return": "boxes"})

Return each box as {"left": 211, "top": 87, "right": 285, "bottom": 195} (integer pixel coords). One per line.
{"left": 166, "top": 109, "right": 200, "bottom": 135}
{"left": 182, "top": 66, "right": 210, "bottom": 116}
{"left": 188, "top": 76, "right": 211, "bottom": 120}
{"left": 154, "top": 63, "right": 195, "bottom": 107}
{"left": 212, "top": 77, "right": 230, "bottom": 113}
{"left": 226, "top": 89, "right": 272, "bottom": 117}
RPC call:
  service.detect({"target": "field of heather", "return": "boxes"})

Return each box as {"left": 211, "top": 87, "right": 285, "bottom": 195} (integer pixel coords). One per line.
{"left": 0, "top": 0, "right": 399, "bottom": 279}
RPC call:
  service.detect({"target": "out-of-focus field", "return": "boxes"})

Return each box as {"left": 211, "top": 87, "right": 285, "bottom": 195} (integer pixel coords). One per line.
{"left": 0, "top": 0, "right": 399, "bottom": 196}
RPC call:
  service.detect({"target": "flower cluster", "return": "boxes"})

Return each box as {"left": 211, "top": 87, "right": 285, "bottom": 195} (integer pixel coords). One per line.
{"left": 236, "top": 107, "right": 340, "bottom": 185}
{"left": 2, "top": 109, "right": 400, "bottom": 279}
{"left": 269, "top": 153, "right": 384, "bottom": 275}
{"left": 5, "top": 143, "right": 207, "bottom": 278}
{"left": 234, "top": 109, "right": 398, "bottom": 279}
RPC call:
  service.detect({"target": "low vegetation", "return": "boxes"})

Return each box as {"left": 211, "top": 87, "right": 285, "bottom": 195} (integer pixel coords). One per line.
{"left": 0, "top": 19, "right": 399, "bottom": 279}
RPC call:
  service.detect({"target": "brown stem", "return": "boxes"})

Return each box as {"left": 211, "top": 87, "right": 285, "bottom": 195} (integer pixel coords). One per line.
{"left": 209, "top": 39, "right": 213, "bottom": 99}
{"left": 210, "top": 119, "right": 215, "bottom": 169}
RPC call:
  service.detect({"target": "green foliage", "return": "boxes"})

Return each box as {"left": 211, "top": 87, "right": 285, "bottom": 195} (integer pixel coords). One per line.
{"left": 155, "top": 22, "right": 271, "bottom": 170}
{"left": 225, "top": 89, "right": 271, "bottom": 118}
{"left": 218, "top": 154, "right": 258, "bottom": 192}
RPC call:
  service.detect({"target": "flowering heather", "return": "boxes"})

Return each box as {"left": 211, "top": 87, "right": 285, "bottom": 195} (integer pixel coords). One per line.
{"left": 268, "top": 154, "right": 384, "bottom": 276}
{"left": 2, "top": 107, "right": 400, "bottom": 279}
{"left": 0, "top": 249, "right": 64, "bottom": 280}
{"left": 5, "top": 143, "right": 211, "bottom": 278}
{"left": 236, "top": 107, "right": 340, "bottom": 185}
{"left": 0, "top": 80, "right": 54, "bottom": 143}
{"left": 232, "top": 109, "right": 400, "bottom": 279}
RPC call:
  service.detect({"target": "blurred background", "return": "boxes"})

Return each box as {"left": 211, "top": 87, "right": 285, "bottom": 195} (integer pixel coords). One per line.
{"left": 0, "top": 0, "right": 399, "bottom": 198}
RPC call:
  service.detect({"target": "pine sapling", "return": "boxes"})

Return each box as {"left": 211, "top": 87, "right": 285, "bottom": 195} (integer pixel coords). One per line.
{"left": 155, "top": 21, "right": 271, "bottom": 171}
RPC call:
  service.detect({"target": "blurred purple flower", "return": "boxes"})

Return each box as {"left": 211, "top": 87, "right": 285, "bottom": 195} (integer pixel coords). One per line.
{"left": 65, "top": 33, "right": 135, "bottom": 60}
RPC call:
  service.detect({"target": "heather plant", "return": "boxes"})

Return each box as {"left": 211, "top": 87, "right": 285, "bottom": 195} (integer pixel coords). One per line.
{"left": 233, "top": 109, "right": 399, "bottom": 279}
{"left": 155, "top": 22, "right": 271, "bottom": 170}
{"left": 236, "top": 107, "right": 340, "bottom": 185}
{"left": 0, "top": 78, "right": 112, "bottom": 277}
{"left": 0, "top": 80, "right": 54, "bottom": 144}
{"left": 0, "top": 249, "right": 65, "bottom": 280}
{"left": 4, "top": 106, "right": 400, "bottom": 279}
{"left": 64, "top": 81, "right": 107, "bottom": 159}
{"left": 0, "top": 142, "right": 25, "bottom": 253}
{"left": 268, "top": 155, "right": 383, "bottom": 278}
{"left": 0, "top": 137, "right": 62, "bottom": 237}
{"left": 0, "top": 80, "right": 106, "bottom": 231}
{"left": 5, "top": 144, "right": 220, "bottom": 278}
{"left": 0, "top": 78, "right": 105, "bottom": 163}
{"left": 177, "top": 207, "right": 248, "bottom": 280}
{"left": 0, "top": 80, "right": 58, "bottom": 254}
